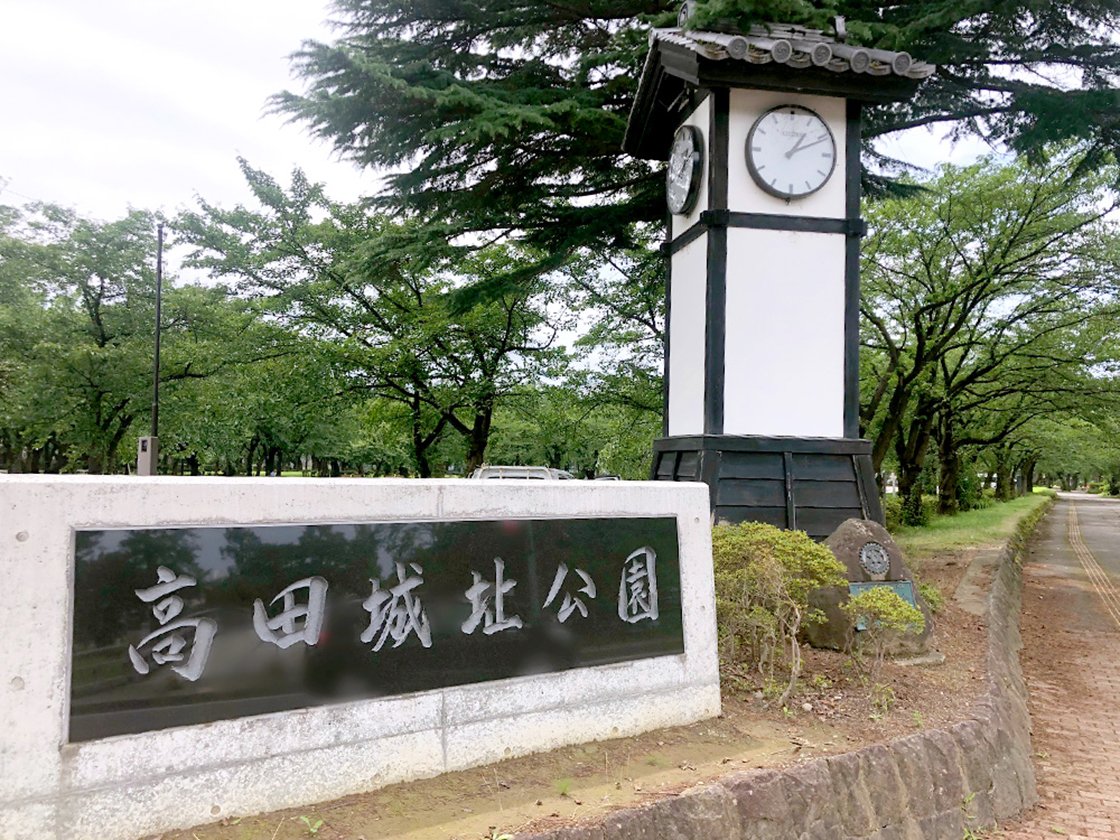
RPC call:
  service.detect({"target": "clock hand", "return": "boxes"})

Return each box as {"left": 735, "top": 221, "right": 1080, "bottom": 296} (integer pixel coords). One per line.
{"left": 787, "top": 135, "right": 831, "bottom": 157}
{"left": 784, "top": 133, "right": 808, "bottom": 159}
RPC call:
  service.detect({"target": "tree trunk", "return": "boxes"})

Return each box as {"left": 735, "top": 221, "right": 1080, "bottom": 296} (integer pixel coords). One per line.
{"left": 264, "top": 447, "right": 281, "bottom": 476}
{"left": 4, "top": 436, "right": 25, "bottom": 473}
{"left": 409, "top": 400, "right": 448, "bottom": 479}
{"left": 871, "top": 381, "right": 912, "bottom": 474}
{"left": 1018, "top": 457, "right": 1036, "bottom": 496}
{"left": 994, "top": 447, "right": 1015, "bottom": 501}
{"left": 87, "top": 448, "right": 105, "bottom": 475}
{"left": 937, "top": 416, "right": 960, "bottom": 516}
{"left": 412, "top": 422, "right": 434, "bottom": 478}
{"left": 245, "top": 435, "right": 259, "bottom": 477}
{"left": 898, "top": 463, "right": 924, "bottom": 525}
{"left": 464, "top": 405, "right": 494, "bottom": 475}
{"left": 894, "top": 395, "right": 936, "bottom": 525}
{"left": 44, "top": 435, "right": 65, "bottom": 473}
{"left": 105, "top": 415, "right": 133, "bottom": 474}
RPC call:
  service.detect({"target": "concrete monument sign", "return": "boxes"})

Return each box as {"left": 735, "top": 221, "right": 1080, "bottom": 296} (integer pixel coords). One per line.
{"left": 0, "top": 476, "right": 718, "bottom": 840}
{"left": 70, "top": 517, "right": 685, "bottom": 742}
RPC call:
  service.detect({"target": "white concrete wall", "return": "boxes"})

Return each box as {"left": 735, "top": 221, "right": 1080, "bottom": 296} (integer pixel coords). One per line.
{"left": 0, "top": 477, "right": 718, "bottom": 840}
{"left": 723, "top": 227, "right": 846, "bottom": 437}
{"left": 668, "top": 234, "right": 709, "bottom": 436}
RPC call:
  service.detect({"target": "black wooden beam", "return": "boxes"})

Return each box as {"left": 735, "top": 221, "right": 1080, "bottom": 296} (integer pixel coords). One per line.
{"left": 844, "top": 100, "right": 863, "bottom": 440}
{"left": 704, "top": 89, "right": 730, "bottom": 436}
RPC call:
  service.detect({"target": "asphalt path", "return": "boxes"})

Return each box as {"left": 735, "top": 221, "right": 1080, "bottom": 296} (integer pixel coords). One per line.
{"left": 1002, "top": 492, "right": 1120, "bottom": 839}
{"left": 1062, "top": 493, "right": 1120, "bottom": 631}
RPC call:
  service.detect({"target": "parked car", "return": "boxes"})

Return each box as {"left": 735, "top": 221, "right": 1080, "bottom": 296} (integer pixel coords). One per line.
{"left": 469, "top": 465, "right": 576, "bottom": 480}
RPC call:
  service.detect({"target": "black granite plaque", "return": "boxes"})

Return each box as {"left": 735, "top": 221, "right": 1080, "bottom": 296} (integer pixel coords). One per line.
{"left": 70, "top": 517, "right": 683, "bottom": 741}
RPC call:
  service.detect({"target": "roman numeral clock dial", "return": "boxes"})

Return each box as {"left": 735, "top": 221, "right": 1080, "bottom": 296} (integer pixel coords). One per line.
{"left": 666, "top": 124, "right": 704, "bottom": 215}
{"left": 745, "top": 105, "right": 837, "bottom": 200}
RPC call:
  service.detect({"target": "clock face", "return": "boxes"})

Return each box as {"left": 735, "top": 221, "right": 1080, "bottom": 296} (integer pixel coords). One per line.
{"left": 745, "top": 105, "right": 837, "bottom": 200}
{"left": 666, "top": 124, "right": 704, "bottom": 216}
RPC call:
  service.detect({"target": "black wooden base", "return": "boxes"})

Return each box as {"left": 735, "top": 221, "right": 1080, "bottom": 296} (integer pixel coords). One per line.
{"left": 652, "top": 435, "right": 883, "bottom": 539}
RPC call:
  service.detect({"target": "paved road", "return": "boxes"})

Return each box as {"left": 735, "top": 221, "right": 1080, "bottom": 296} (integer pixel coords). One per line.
{"left": 1002, "top": 493, "right": 1120, "bottom": 839}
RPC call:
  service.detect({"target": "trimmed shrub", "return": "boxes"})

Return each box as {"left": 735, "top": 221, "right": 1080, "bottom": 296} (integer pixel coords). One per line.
{"left": 843, "top": 586, "right": 925, "bottom": 676}
{"left": 712, "top": 522, "right": 847, "bottom": 705}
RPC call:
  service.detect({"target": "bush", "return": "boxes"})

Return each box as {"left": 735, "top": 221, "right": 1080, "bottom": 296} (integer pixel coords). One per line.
{"left": 843, "top": 587, "right": 925, "bottom": 676}
{"left": 974, "top": 488, "right": 997, "bottom": 509}
{"left": 712, "top": 522, "right": 847, "bottom": 705}
{"left": 956, "top": 471, "right": 983, "bottom": 512}
{"left": 883, "top": 494, "right": 939, "bottom": 530}
{"left": 916, "top": 580, "right": 945, "bottom": 613}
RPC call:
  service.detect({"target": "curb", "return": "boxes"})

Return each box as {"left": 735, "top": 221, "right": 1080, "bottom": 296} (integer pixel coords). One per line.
{"left": 519, "top": 499, "right": 1053, "bottom": 840}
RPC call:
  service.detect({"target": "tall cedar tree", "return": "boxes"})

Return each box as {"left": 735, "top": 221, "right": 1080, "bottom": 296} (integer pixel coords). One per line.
{"left": 272, "top": 0, "right": 1120, "bottom": 296}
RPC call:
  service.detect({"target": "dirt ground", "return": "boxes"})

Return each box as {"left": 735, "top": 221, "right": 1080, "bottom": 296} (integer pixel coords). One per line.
{"left": 156, "top": 548, "right": 990, "bottom": 840}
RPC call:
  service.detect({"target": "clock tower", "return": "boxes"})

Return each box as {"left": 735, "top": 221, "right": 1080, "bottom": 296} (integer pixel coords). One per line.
{"left": 624, "top": 10, "right": 933, "bottom": 537}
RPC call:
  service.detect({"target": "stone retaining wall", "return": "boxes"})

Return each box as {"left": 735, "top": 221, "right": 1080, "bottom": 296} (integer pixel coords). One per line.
{"left": 522, "top": 501, "right": 1051, "bottom": 840}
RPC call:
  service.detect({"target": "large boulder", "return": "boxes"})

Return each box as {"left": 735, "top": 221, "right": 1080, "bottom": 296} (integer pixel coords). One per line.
{"left": 803, "top": 519, "right": 933, "bottom": 654}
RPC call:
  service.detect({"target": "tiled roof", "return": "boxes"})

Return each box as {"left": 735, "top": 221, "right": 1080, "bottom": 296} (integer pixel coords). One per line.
{"left": 651, "top": 25, "right": 935, "bottom": 80}
{"left": 623, "top": 21, "right": 935, "bottom": 159}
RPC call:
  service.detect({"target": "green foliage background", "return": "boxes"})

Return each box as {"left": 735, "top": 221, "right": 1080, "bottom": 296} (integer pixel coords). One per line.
{"left": 4, "top": 3, "right": 1120, "bottom": 490}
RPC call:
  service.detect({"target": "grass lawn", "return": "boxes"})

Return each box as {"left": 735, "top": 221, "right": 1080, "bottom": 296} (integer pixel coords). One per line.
{"left": 891, "top": 489, "right": 1055, "bottom": 558}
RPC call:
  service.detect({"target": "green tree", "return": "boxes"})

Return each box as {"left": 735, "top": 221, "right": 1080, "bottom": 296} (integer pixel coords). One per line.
{"left": 860, "top": 150, "right": 1120, "bottom": 520}
{"left": 0, "top": 204, "right": 292, "bottom": 474}
{"left": 176, "top": 162, "right": 567, "bottom": 476}
{"left": 561, "top": 248, "right": 666, "bottom": 419}
{"left": 271, "top": 0, "right": 1120, "bottom": 299}
{"left": 931, "top": 318, "right": 1119, "bottom": 509}
{"left": 1027, "top": 416, "right": 1120, "bottom": 491}
{"left": 0, "top": 205, "right": 177, "bottom": 472}
{"left": 480, "top": 384, "right": 660, "bottom": 479}
{"left": 160, "top": 327, "right": 356, "bottom": 476}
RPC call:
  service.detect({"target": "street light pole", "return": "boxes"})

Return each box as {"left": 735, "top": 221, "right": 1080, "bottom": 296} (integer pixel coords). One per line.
{"left": 137, "top": 222, "right": 163, "bottom": 476}
{"left": 152, "top": 222, "right": 163, "bottom": 439}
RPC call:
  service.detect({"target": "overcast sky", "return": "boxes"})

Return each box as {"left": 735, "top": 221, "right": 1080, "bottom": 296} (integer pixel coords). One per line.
{"left": 1, "top": 0, "right": 378, "bottom": 221}
{"left": 1, "top": 0, "right": 991, "bottom": 226}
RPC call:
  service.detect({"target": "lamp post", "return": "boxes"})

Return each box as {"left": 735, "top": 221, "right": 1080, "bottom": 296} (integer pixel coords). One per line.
{"left": 137, "top": 222, "right": 163, "bottom": 476}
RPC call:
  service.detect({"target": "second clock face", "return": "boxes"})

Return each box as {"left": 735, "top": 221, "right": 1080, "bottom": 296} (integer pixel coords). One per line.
{"left": 746, "top": 105, "right": 837, "bottom": 200}
{"left": 667, "top": 124, "right": 704, "bottom": 216}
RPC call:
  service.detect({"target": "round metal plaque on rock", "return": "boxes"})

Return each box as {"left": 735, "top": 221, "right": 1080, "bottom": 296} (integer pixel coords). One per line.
{"left": 859, "top": 542, "right": 890, "bottom": 576}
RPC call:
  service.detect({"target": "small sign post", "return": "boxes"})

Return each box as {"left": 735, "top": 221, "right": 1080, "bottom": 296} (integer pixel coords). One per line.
{"left": 136, "top": 436, "right": 158, "bottom": 476}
